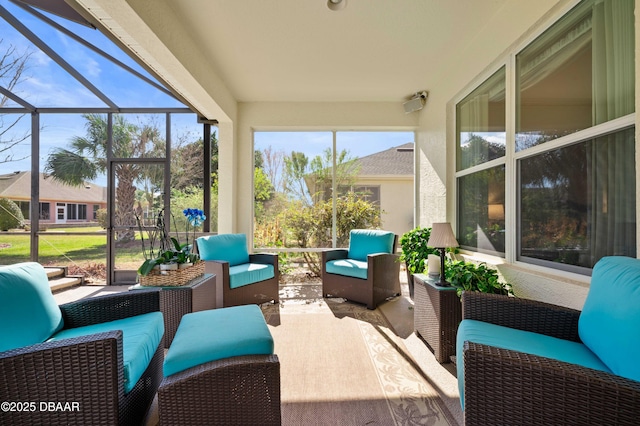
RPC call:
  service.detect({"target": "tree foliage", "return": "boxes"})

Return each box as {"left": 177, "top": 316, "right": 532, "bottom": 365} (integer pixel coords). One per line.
{"left": 281, "top": 192, "right": 382, "bottom": 275}
{"left": 44, "top": 114, "right": 162, "bottom": 243}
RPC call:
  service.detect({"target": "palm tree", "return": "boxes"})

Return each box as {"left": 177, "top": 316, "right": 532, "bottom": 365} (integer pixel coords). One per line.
{"left": 45, "top": 113, "right": 161, "bottom": 242}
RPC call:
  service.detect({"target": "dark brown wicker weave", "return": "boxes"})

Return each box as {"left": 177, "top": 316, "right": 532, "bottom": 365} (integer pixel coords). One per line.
{"left": 460, "top": 291, "right": 640, "bottom": 426}
{"left": 158, "top": 354, "right": 281, "bottom": 425}
{"left": 137, "top": 273, "right": 216, "bottom": 347}
{"left": 0, "top": 290, "right": 164, "bottom": 426}
{"left": 413, "top": 274, "right": 461, "bottom": 362}
{"left": 321, "top": 235, "right": 401, "bottom": 310}
{"left": 203, "top": 253, "right": 279, "bottom": 307}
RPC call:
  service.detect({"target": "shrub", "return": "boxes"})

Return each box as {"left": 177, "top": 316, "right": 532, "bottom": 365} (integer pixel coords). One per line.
{"left": 96, "top": 208, "right": 108, "bottom": 229}
{"left": 0, "top": 198, "right": 25, "bottom": 231}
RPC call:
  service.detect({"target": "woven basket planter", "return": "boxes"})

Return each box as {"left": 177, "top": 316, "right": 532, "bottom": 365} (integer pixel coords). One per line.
{"left": 139, "top": 261, "right": 204, "bottom": 287}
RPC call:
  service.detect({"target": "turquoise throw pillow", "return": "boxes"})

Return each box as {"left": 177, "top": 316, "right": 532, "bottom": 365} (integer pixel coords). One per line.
{"left": 347, "top": 229, "right": 395, "bottom": 262}
{"left": 579, "top": 256, "right": 640, "bottom": 382}
{"left": 0, "top": 262, "right": 64, "bottom": 352}
{"left": 196, "top": 234, "right": 250, "bottom": 266}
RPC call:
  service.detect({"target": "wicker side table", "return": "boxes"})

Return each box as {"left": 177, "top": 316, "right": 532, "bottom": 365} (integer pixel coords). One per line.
{"left": 413, "top": 273, "right": 462, "bottom": 363}
{"left": 130, "top": 273, "right": 216, "bottom": 347}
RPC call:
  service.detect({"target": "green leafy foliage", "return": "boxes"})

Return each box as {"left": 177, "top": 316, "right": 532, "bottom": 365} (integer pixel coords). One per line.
{"left": 0, "top": 198, "right": 24, "bottom": 231}
{"left": 399, "top": 227, "right": 439, "bottom": 274}
{"left": 445, "top": 260, "right": 513, "bottom": 297}
{"left": 280, "top": 192, "right": 382, "bottom": 275}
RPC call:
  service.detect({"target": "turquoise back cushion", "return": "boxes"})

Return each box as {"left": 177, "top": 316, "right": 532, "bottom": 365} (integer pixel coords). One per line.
{"left": 579, "top": 256, "right": 640, "bottom": 382}
{"left": 196, "top": 234, "right": 250, "bottom": 266}
{"left": 347, "top": 229, "right": 395, "bottom": 262}
{"left": 0, "top": 262, "right": 64, "bottom": 352}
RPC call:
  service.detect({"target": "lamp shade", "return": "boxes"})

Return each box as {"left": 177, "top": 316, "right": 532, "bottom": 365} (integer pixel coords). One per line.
{"left": 427, "top": 222, "right": 459, "bottom": 248}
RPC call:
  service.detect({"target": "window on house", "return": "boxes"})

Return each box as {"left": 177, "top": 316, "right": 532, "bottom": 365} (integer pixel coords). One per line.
{"left": 78, "top": 204, "right": 87, "bottom": 220}
{"left": 16, "top": 201, "right": 30, "bottom": 220}
{"left": 67, "top": 203, "right": 77, "bottom": 220}
{"left": 40, "top": 203, "right": 50, "bottom": 220}
{"left": 456, "top": 0, "right": 635, "bottom": 272}
{"left": 93, "top": 204, "right": 100, "bottom": 220}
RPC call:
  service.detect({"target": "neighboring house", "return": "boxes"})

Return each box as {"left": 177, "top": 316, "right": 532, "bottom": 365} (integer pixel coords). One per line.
{"left": 306, "top": 143, "right": 414, "bottom": 238}
{"left": 0, "top": 171, "right": 107, "bottom": 225}
{"left": 347, "top": 143, "right": 414, "bottom": 238}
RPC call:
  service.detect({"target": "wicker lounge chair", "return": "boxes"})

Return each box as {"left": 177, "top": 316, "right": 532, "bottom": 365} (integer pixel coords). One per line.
{"left": 0, "top": 262, "right": 164, "bottom": 426}
{"left": 457, "top": 256, "right": 640, "bottom": 426}
{"left": 322, "top": 229, "right": 401, "bottom": 310}
{"left": 197, "top": 233, "right": 279, "bottom": 307}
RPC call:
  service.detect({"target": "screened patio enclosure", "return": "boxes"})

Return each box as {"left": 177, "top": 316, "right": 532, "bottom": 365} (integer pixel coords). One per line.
{"left": 0, "top": 0, "right": 216, "bottom": 285}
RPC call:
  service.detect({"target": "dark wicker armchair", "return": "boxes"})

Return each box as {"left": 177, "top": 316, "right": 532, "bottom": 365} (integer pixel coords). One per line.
{"left": 322, "top": 229, "right": 401, "bottom": 310}
{"left": 459, "top": 287, "right": 640, "bottom": 426}
{"left": 197, "top": 234, "right": 279, "bottom": 307}
{"left": 0, "top": 289, "right": 164, "bottom": 426}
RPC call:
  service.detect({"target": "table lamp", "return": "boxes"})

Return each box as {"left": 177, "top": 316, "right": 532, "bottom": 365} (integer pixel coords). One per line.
{"left": 426, "top": 222, "right": 459, "bottom": 286}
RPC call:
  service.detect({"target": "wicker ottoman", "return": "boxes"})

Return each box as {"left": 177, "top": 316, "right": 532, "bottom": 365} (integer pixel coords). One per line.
{"left": 158, "top": 306, "right": 281, "bottom": 426}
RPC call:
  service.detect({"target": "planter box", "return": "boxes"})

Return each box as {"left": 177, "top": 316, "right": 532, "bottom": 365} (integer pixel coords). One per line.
{"left": 139, "top": 261, "right": 204, "bottom": 287}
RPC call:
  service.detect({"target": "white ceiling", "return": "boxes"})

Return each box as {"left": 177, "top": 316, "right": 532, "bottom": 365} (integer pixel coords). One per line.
{"left": 159, "top": 0, "right": 561, "bottom": 103}
{"left": 70, "top": 0, "right": 563, "bottom": 110}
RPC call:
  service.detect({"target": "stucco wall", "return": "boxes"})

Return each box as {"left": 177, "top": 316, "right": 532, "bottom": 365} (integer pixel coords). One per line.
{"left": 355, "top": 176, "right": 414, "bottom": 239}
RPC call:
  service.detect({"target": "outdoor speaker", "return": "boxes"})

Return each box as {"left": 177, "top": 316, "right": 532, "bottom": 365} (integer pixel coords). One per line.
{"left": 403, "top": 91, "right": 428, "bottom": 113}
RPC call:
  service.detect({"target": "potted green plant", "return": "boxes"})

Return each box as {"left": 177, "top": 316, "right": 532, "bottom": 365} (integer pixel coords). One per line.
{"left": 399, "top": 227, "right": 439, "bottom": 298}
{"left": 445, "top": 259, "right": 513, "bottom": 297}
{"left": 136, "top": 207, "right": 206, "bottom": 277}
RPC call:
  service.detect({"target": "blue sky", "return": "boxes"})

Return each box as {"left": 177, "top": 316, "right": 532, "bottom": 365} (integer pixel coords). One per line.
{"left": 0, "top": 0, "right": 413, "bottom": 187}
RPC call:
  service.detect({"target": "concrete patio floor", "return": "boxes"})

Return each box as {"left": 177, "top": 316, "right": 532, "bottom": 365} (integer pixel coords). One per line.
{"left": 52, "top": 273, "right": 463, "bottom": 425}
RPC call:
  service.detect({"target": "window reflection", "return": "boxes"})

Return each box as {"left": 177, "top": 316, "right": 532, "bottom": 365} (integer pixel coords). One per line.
{"left": 458, "top": 165, "right": 505, "bottom": 255}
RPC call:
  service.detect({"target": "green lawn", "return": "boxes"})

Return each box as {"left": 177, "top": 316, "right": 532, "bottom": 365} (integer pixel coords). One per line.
{"left": 0, "top": 228, "right": 144, "bottom": 268}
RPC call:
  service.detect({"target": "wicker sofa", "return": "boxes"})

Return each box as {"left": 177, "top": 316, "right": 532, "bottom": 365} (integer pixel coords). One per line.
{"left": 0, "top": 262, "right": 164, "bottom": 426}
{"left": 457, "top": 256, "right": 640, "bottom": 425}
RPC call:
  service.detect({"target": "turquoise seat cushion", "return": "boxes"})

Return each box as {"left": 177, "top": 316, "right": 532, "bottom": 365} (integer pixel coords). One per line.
{"left": 347, "top": 229, "right": 394, "bottom": 262}
{"left": 197, "top": 234, "right": 250, "bottom": 266}
{"left": 0, "top": 262, "right": 64, "bottom": 352}
{"left": 229, "top": 263, "right": 275, "bottom": 289}
{"left": 579, "top": 256, "right": 640, "bottom": 382}
{"left": 456, "top": 319, "right": 611, "bottom": 410}
{"left": 48, "top": 312, "right": 164, "bottom": 394}
{"left": 163, "top": 305, "right": 274, "bottom": 377}
{"left": 326, "top": 259, "right": 368, "bottom": 280}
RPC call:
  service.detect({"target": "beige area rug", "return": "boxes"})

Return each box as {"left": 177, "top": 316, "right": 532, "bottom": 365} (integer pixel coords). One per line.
{"left": 261, "top": 284, "right": 458, "bottom": 426}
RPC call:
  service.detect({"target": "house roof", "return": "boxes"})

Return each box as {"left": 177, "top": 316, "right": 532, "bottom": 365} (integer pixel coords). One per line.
{"left": 354, "top": 143, "right": 414, "bottom": 176}
{"left": 0, "top": 171, "right": 107, "bottom": 203}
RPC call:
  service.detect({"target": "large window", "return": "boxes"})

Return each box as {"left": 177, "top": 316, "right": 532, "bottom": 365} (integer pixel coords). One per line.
{"left": 254, "top": 131, "right": 414, "bottom": 250}
{"left": 456, "top": 0, "right": 636, "bottom": 273}
{"left": 519, "top": 128, "right": 635, "bottom": 271}
{"left": 456, "top": 67, "right": 506, "bottom": 255}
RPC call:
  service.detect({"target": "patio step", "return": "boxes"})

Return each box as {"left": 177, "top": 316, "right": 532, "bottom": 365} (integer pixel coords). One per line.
{"left": 45, "top": 266, "right": 84, "bottom": 292}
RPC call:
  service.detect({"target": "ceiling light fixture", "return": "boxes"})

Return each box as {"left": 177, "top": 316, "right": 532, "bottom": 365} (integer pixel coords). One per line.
{"left": 327, "top": 0, "right": 346, "bottom": 11}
